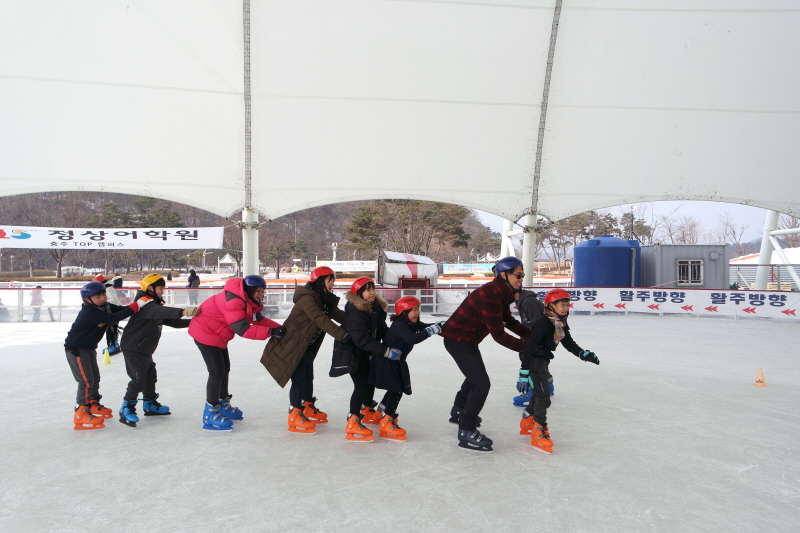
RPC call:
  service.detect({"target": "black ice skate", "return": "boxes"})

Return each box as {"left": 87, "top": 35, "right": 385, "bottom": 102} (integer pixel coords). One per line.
{"left": 458, "top": 429, "right": 493, "bottom": 452}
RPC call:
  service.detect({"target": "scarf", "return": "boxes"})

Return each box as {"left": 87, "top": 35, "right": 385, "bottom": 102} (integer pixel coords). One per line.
{"left": 544, "top": 307, "right": 566, "bottom": 346}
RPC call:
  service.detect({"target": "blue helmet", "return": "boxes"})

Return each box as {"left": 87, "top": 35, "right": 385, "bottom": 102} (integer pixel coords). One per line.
{"left": 80, "top": 281, "right": 107, "bottom": 300}
{"left": 494, "top": 256, "right": 523, "bottom": 276}
{"left": 243, "top": 275, "right": 266, "bottom": 288}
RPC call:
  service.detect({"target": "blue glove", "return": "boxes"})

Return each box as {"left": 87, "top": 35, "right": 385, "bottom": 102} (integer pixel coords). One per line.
{"left": 424, "top": 323, "right": 442, "bottom": 337}
{"left": 383, "top": 347, "right": 402, "bottom": 360}
{"left": 516, "top": 369, "right": 532, "bottom": 393}
{"left": 579, "top": 350, "right": 599, "bottom": 365}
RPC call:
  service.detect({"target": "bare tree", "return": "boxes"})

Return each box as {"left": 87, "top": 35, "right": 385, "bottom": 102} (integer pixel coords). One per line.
{"left": 708, "top": 211, "right": 753, "bottom": 257}
{"left": 778, "top": 214, "right": 800, "bottom": 248}
{"left": 655, "top": 215, "right": 703, "bottom": 244}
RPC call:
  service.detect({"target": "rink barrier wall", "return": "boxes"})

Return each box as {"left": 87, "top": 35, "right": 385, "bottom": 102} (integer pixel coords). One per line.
{"left": 0, "top": 286, "right": 797, "bottom": 324}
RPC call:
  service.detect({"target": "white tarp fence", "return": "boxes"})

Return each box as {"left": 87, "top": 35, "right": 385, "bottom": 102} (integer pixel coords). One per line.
{"left": 316, "top": 261, "right": 377, "bottom": 272}
{"left": 0, "top": 226, "right": 223, "bottom": 249}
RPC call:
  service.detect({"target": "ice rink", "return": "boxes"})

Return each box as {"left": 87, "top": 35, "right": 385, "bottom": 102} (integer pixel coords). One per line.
{"left": 1, "top": 314, "right": 797, "bottom": 532}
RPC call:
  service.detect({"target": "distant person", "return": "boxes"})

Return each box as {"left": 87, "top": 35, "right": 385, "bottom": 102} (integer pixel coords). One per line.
{"left": 186, "top": 269, "right": 200, "bottom": 305}
{"left": 166, "top": 271, "right": 172, "bottom": 281}
{"left": 64, "top": 281, "right": 151, "bottom": 430}
{"left": 31, "top": 286, "right": 44, "bottom": 322}
{"left": 517, "top": 288, "right": 599, "bottom": 454}
{"left": 0, "top": 297, "right": 9, "bottom": 322}
{"left": 439, "top": 256, "right": 530, "bottom": 452}
{"left": 118, "top": 274, "right": 200, "bottom": 428}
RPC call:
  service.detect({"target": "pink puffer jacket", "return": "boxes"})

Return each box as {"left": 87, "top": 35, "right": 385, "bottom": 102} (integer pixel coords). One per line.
{"left": 188, "top": 278, "right": 281, "bottom": 349}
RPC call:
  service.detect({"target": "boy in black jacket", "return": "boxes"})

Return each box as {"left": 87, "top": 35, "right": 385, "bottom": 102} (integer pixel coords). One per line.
{"left": 518, "top": 288, "right": 599, "bottom": 454}
{"left": 65, "top": 281, "right": 150, "bottom": 430}
{"left": 118, "top": 274, "right": 200, "bottom": 427}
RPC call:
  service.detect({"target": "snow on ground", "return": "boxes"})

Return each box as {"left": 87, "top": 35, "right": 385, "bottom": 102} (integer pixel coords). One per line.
{"left": 0, "top": 315, "right": 798, "bottom": 532}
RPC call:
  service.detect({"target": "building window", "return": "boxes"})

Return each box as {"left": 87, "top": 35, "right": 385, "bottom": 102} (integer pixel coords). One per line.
{"left": 677, "top": 259, "right": 703, "bottom": 285}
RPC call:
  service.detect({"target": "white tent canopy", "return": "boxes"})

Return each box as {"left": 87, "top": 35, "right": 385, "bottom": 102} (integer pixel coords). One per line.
{"left": 2, "top": 1, "right": 800, "bottom": 224}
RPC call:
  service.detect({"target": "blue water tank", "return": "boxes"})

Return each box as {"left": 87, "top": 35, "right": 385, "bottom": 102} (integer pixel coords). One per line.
{"left": 574, "top": 235, "right": 641, "bottom": 287}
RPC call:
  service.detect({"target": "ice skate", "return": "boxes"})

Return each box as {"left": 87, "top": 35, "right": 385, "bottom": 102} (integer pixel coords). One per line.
{"left": 302, "top": 397, "right": 327, "bottom": 423}
{"left": 88, "top": 400, "right": 113, "bottom": 419}
{"left": 448, "top": 405, "right": 481, "bottom": 427}
{"left": 345, "top": 414, "right": 374, "bottom": 442}
{"left": 378, "top": 414, "right": 407, "bottom": 441}
{"left": 74, "top": 405, "right": 105, "bottom": 430}
{"left": 457, "top": 429, "right": 493, "bottom": 452}
{"left": 512, "top": 389, "right": 532, "bottom": 407}
{"left": 359, "top": 401, "right": 381, "bottom": 425}
{"left": 288, "top": 406, "right": 316, "bottom": 433}
{"left": 218, "top": 395, "right": 243, "bottom": 421}
{"left": 119, "top": 400, "right": 139, "bottom": 428}
{"left": 202, "top": 402, "right": 233, "bottom": 431}
{"left": 142, "top": 393, "right": 171, "bottom": 416}
{"left": 531, "top": 421, "right": 553, "bottom": 454}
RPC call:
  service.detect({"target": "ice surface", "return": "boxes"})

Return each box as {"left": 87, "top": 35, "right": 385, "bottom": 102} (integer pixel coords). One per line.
{"left": 1, "top": 315, "right": 798, "bottom": 532}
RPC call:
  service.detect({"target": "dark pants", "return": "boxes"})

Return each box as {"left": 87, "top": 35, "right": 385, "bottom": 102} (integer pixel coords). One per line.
{"left": 123, "top": 350, "right": 158, "bottom": 402}
{"left": 444, "top": 338, "right": 490, "bottom": 432}
{"left": 349, "top": 355, "right": 375, "bottom": 416}
{"left": 289, "top": 362, "right": 314, "bottom": 409}
{"left": 195, "top": 340, "right": 230, "bottom": 405}
{"left": 379, "top": 391, "right": 403, "bottom": 417}
{"left": 65, "top": 348, "right": 101, "bottom": 406}
{"left": 524, "top": 357, "right": 552, "bottom": 426}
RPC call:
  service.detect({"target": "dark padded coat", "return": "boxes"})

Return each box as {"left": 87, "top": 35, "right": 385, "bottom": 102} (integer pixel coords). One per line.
{"left": 119, "top": 289, "right": 190, "bottom": 356}
{"left": 261, "top": 284, "right": 347, "bottom": 388}
{"left": 369, "top": 316, "right": 432, "bottom": 395}
{"left": 343, "top": 291, "right": 389, "bottom": 359}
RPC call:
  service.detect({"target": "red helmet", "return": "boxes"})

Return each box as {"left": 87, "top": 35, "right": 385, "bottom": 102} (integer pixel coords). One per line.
{"left": 544, "top": 288, "right": 571, "bottom": 305}
{"left": 93, "top": 275, "right": 107, "bottom": 283}
{"left": 350, "top": 276, "right": 374, "bottom": 294}
{"left": 310, "top": 266, "right": 335, "bottom": 283}
{"left": 394, "top": 296, "right": 421, "bottom": 315}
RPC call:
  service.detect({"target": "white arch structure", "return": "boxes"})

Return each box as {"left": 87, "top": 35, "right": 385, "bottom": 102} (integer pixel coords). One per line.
{"left": 2, "top": 1, "right": 800, "bottom": 279}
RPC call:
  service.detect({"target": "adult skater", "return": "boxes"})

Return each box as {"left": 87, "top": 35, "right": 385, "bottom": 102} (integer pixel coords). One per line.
{"left": 440, "top": 256, "right": 530, "bottom": 452}
{"left": 518, "top": 288, "right": 599, "bottom": 454}
{"left": 260, "top": 266, "right": 350, "bottom": 434}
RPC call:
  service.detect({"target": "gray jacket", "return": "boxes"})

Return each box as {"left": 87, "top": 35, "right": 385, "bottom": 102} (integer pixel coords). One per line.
{"left": 517, "top": 289, "right": 545, "bottom": 328}
{"left": 120, "top": 290, "right": 189, "bottom": 355}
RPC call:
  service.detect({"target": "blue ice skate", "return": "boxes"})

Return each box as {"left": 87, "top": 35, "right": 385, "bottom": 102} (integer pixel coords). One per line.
{"left": 119, "top": 399, "right": 139, "bottom": 427}
{"left": 202, "top": 403, "right": 233, "bottom": 431}
{"left": 142, "top": 393, "right": 171, "bottom": 416}
{"left": 512, "top": 389, "right": 532, "bottom": 407}
{"left": 218, "top": 395, "right": 243, "bottom": 421}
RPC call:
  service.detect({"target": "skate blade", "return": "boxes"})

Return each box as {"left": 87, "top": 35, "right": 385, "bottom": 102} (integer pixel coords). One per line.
{"left": 512, "top": 401, "right": 530, "bottom": 407}
{"left": 288, "top": 426, "right": 316, "bottom": 433}
{"left": 143, "top": 411, "right": 171, "bottom": 417}
{"left": 457, "top": 442, "right": 492, "bottom": 452}
{"left": 531, "top": 444, "right": 552, "bottom": 454}
{"left": 119, "top": 418, "right": 137, "bottom": 427}
{"left": 345, "top": 434, "right": 374, "bottom": 442}
{"left": 202, "top": 424, "right": 232, "bottom": 431}
{"left": 306, "top": 417, "right": 327, "bottom": 424}
{"left": 379, "top": 432, "right": 407, "bottom": 441}
{"left": 74, "top": 423, "right": 105, "bottom": 430}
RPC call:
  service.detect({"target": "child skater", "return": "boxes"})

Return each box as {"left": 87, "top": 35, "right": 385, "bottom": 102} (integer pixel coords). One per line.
{"left": 369, "top": 296, "right": 445, "bottom": 441}
{"left": 118, "top": 274, "right": 200, "bottom": 428}
{"left": 64, "top": 281, "right": 151, "bottom": 430}
{"left": 342, "top": 277, "right": 392, "bottom": 442}
{"left": 512, "top": 287, "right": 548, "bottom": 406}
{"left": 518, "top": 288, "right": 600, "bottom": 454}
{"left": 260, "top": 266, "right": 350, "bottom": 434}
{"left": 188, "top": 275, "right": 285, "bottom": 431}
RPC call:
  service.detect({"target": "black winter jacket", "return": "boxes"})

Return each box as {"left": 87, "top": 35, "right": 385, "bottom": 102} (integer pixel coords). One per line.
{"left": 369, "top": 316, "right": 432, "bottom": 395}
{"left": 64, "top": 303, "right": 134, "bottom": 350}
{"left": 343, "top": 291, "right": 389, "bottom": 359}
{"left": 119, "top": 290, "right": 190, "bottom": 355}
{"left": 521, "top": 315, "right": 584, "bottom": 370}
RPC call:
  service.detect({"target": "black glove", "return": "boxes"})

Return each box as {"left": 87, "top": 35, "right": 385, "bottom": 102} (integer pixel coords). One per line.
{"left": 269, "top": 326, "right": 286, "bottom": 339}
{"left": 579, "top": 350, "right": 599, "bottom": 365}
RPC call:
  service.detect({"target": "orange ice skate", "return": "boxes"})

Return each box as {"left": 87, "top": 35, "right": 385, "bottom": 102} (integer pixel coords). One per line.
{"left": 359, "top": 403, "right": 381, "bottom": 425}
{"left": 345, "top": 414, "right": 374, "bottom": 442}
{"left": 531, "top": 421, "right": 553, "bottom": 454}
{"left": 73, "top": 405, "right": 105, "bottom": 431}
{"left": 288, "top": 407, "right": 316, "bottom": 433}
{"left": 88, "top": 400, "right": 113, "bottom": 419}
{"left": 379, "top": 415, "right": 407, "bottom": 441}
{"left": 303, "top": 398, "right": 328, "bottom": 424}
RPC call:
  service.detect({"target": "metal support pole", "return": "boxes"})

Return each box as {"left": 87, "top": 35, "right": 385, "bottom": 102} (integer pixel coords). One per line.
{"left": 500, "top": 219, "right": 515, "bottom": 258}
{"left": 768, "top": 235, "right": 800, "bottom": 290}
{"left": 755, "top": 210, "right": 779, "bottom": 290}
{"left": 241, "top": 208, "right": 259, "bottom": 277}
{"left": 521, "top": 214, "right": 537, "bottom": 288}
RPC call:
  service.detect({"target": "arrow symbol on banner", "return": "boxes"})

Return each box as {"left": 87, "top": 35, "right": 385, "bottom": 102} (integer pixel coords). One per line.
{"left": 569, "top": 303, "right": 574, "bottom": 308}
{"left": 782, "top": 309, "right": 796, "bottom": 316}
{"left": 681, "top": 305, "right": 694, "bottom": 311}
{"left": 647, "top": 304, "right": 659, "bottom": 310}
{"left": 743, "top": 308, "right": 757, "bottom": 314}
{"left": 615, "top": 303, "right": 626, "bottom": 309}
{"left": 705, "top": 306, "right": 718, "bottom": 312}
{"left": 593, "top": 303, "right": 605, "bottom": 309}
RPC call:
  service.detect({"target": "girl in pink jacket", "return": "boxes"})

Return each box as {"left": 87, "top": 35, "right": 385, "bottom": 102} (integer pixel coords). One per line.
{"left": 189, "top": 276, "right": 285, "bottom": 431}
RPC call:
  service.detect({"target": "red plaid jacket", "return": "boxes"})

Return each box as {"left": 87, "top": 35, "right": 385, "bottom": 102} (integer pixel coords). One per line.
{"left": 440, "top": 277, "right": 529, "bottom": 351}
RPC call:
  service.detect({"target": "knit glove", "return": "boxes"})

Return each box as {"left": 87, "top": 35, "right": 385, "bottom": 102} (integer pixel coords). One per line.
{"left": 579, "top": 350, "right": 600, "bottom": 365}
{"left": 424, "top": 323, "right": 442, "bottom": 337}
{"left": 383, "top": 347, "right": 402, "bottom": 360}
{"left": 516, "top": 369, "right": 532, "bottom": 393}
{"left": 269, "top": 326, "right": 287, "bottom": 339}
{"left": 182, "top": 307, "right": 201, "bottom": 317}
{"left": 129, "top": 296, "right": 153, "bottom": 313}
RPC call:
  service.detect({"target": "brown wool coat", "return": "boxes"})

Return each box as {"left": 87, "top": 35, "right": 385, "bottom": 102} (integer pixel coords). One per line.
{"left": 260, "top": 285, "right": 347, "bottom": 387}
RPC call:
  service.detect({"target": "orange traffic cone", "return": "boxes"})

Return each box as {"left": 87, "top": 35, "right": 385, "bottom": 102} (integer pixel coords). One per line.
{"left": 754, "top": 368, "right": 766, "bottom": 387}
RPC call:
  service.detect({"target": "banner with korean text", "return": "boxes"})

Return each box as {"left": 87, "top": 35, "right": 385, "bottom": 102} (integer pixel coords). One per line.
{"left": 0, "top": 227, "right": 223, "bottom": 249}
{"left": 524, "top": 288, "right": 800, "bottom": 320}
{"left": 316, "top": 261, "right": 377, "bottom": 272}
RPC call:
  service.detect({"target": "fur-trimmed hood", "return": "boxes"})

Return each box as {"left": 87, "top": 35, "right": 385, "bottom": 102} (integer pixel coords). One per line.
{"left": 345, "top": 291, "right": 389, "bottom": 313}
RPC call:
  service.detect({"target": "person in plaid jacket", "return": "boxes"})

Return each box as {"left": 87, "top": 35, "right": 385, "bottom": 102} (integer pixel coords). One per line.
{"left": 440, "top": 256, "right": 530, "bottom": 452}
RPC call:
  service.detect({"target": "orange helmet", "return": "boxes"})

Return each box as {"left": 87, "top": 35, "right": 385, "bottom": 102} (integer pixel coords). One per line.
{"left": 93, "top": 274, "right": 107, "bottom": 283}
{"left": 310, "top": 266, "right": 335, "bottom": 283}
{"left": 544, "top": 288, "right": 571, "bottom": 305}
{"left": 394, "top": 296, "right": 421, "bottom": 315}
{"left": 350, "top": 276, "right": 374, "bottom": 294}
